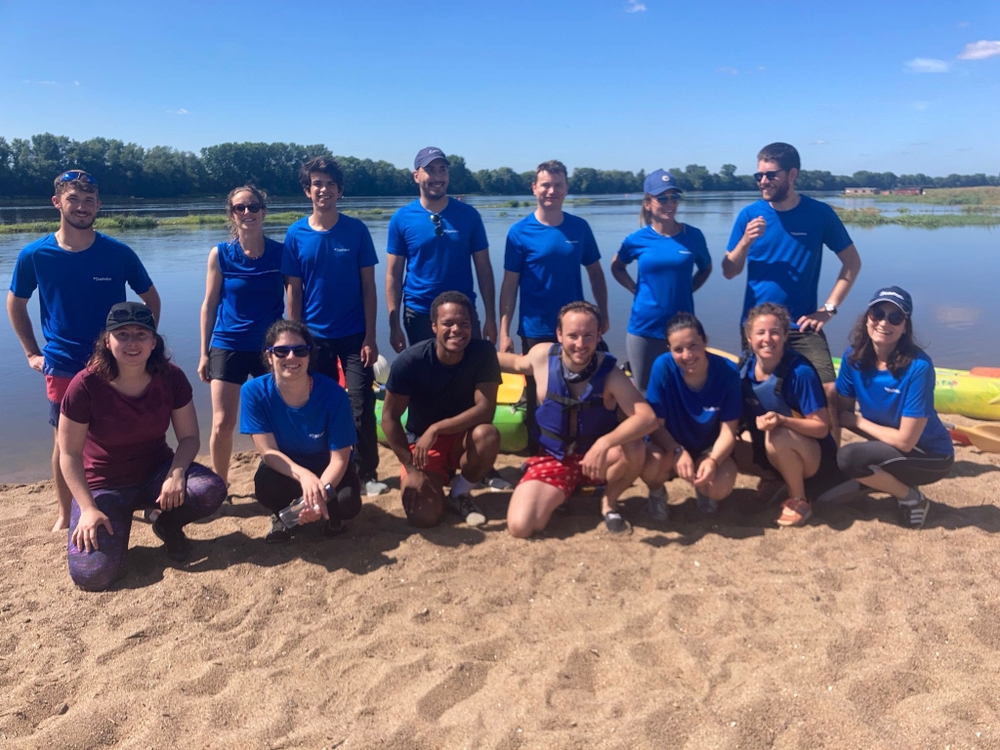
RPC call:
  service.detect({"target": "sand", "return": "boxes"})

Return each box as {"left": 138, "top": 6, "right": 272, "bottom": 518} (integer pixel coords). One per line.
{"left": 3, "top": 427, "right": 1000, "bottom": 749}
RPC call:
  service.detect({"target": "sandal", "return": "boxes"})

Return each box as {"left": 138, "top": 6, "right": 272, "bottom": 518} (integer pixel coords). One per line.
{"left": 776, "top": 496, "right": 812, "bottom": 527}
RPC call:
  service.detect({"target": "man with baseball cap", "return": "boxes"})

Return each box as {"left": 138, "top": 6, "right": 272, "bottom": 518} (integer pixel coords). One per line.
{"left": 7, "top": 170, "right": 161, "bottom": 531}
{"left": 722, "top": 142, "right": 861, "bottom": 442}
{"left": 385, "top": 146, "right": 497, "bottom": 353}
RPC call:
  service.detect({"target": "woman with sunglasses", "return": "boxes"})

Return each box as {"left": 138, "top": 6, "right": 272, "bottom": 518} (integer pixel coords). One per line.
{"left": 835, "top": 287, "right": 954, "bottom": 528}
{"left": 59, "top": 302, "right": 226, "bottom": 591}
{"left": 239, "top": 320, "right": 361, "bottom": 542}
{"left": 611, "top": 170, "right": 712, "bottom": 393}
{"left": 198, "top": 185, "right": 284, "bottom": 487}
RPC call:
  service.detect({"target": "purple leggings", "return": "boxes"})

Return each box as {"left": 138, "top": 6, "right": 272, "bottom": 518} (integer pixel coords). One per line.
{"left": 68, "top": 460, "right": 226, "bottom": 591}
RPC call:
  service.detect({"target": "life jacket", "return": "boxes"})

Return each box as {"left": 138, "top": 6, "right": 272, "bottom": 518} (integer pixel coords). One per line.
{"left": 740, "top": 351, "right": 799, "bottom": 419}
{"left": 535, "top": 345, "right": 619, "bottom": 459}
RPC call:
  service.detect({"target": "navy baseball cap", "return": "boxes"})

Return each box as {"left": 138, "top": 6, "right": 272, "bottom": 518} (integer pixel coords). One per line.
{"left": 106, "top": 301, "right": 157, "bottom": 333}
{"left": 414, "top": 147, "right": 449, "bottom": 170}
{"left": 868, "top": 286, "right": 913, "bottom": 316}
{"left": 643, "top": 169, "right": 682, "bottom": 196}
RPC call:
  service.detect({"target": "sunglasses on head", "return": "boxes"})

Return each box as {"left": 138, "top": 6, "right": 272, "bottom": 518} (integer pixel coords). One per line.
{"left": 753, "top": 170, "right": 785, "bottom": 182}
{"left": 232, "top": 203, "right": 263, "bottom": 214}
{"left": 57, "top": 170, "right": 99, "bottom": 187}
{"left": 430, "top": 212, "right": 444, "bottom": 237}
{"left": 868, "top": 306, "right": 907, "bottom": 326}
{"left": 109, "top": 306, "right": 155, "bottom": 325}
{"left": 653, "top": 193, "right": 681, "bottom": 203}
{"left": 268, "top": 344, "right": 311, "bottom": 359}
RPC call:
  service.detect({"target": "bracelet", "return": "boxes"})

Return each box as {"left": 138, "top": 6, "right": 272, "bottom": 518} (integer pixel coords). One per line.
{"left": 672, "top": 445, "right": 684, "bottom": 456}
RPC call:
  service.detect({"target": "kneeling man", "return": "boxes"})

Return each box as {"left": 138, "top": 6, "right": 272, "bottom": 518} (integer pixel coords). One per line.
{"left": 382, "top": 291, "right": 501, "bottom": 527}
{"left": 499, "top": 302, "right": 657, "bottom": 536}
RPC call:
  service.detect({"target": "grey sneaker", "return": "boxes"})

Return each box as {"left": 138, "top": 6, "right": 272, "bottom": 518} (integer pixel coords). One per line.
{"left": 696, "top": 493, "right": 719, "bottom": 515}
{"left": 363, "top": 478, "right": 389, "bottom": 496}
{"left": 898, "top": 490, "right": 930, "bottom": 528}
{"left": 646, "top": 486, "right": 669, "bottom": 521}
{"left": 447, "top": 493, "right": 486, "bottom": 527}
{"left": 480, "top": 469, "right": 513, "bottom": 492}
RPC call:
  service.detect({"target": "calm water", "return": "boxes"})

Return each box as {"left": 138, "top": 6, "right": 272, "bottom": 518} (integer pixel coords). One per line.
{"left": 2, "top": 192, "right": 997, "bottom": 482}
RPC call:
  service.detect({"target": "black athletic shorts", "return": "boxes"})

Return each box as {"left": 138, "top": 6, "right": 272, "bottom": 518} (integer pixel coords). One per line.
{"left": 209, "top": 347, "right": 267, "bottom": 384}
{"left": 785, "top": 330, "right": 836, "bottom": 384}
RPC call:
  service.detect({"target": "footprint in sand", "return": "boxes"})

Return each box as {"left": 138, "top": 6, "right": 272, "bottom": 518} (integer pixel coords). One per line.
{"left": 415, "top": 661, "right": 490, "bottom": 721}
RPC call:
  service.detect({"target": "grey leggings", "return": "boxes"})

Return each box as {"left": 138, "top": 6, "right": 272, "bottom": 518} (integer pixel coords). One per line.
{"left": 626, "top": 333, "right": 669, "bottom": 395}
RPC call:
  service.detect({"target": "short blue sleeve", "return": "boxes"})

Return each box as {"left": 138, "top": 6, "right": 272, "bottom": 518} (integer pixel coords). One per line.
{"left": 835, "top": 348, "right": 856, "bottom": 399}
{"left": 386, "top": 212, "right": 407, "bottom": 257}
{"left": 9, "top": 247, "right": 38, "bottom": 297}
{"left": 581, "top": 223, "right": 601, "bottom": 266}
{"left": 617, "top": 234, "right": 639, "bottom": 265}
{"left": 239, "top": 378, "right": 271, "bottom": 435}
{"left": 503, "top": 230, "right": 525, "bottom": 273}
{"left": 125, "top": 249, "right": 153, "bottom": 294}
{"left": 901, "top": 359, "right": 936, "bottom": 418}
{"left": 645, "top": 355, "right": 671, "bottom": 420}
{"left": 470, "top": 211, "right": 489, "bottom": 252}
{"left": 786, "top": 360, "right": 827, "bottom": 416}
{"left": 726, "top": 206, "right": 751, "bottom": 252}
{"left": 823, "top": 205, "right": 853, "bottom": 255}
{"left": 281, "top": 225, "right": 303, "bottom": 278}
{"left": 691, "top": 228, "right": 712, "bottom": 273}
{"left": 717, "top": 362, "right": 743, "bottom": 422}
{"left": 358, "top": 223, "right": 378, "bottom": 268}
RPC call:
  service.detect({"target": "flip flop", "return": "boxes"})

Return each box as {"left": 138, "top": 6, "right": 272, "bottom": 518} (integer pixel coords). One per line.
{"left": 776, "top": 496, "right": 812, "bottom": 528}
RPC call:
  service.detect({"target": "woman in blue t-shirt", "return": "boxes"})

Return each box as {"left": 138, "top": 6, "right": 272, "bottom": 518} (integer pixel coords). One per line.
{"left": 611, "top": 170, "right": 712, "bottom": 394}
{"left": 642, "top": 313, "right": 741, "bottom": 519}
{"left": 738, "top": 303, "right": 840, "bottom": 527}
{"left": 198, "top": 185, "right": 285, "bottom": 487}
{"left": 239, "top": 320, "right": 361, "bottom": 543}
{"left": 835, "top": 286, "right": 954, "bottom": 529}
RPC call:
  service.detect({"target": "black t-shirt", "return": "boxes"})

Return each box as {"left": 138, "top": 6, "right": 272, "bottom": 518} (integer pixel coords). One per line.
{"left": 385, "top": 339, "right": 502, "bottom": 437}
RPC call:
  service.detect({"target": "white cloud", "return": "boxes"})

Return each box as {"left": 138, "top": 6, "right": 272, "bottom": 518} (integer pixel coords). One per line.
{"left": 956, "top": 21, "right": 970, "bottom": 28}
{"left": 167, "top": 108, "right": 190, "bottom": 115}
{"left": 625, "top": 0, "right": 646, "bottom": 11}
{"left": 716, "top": 66, "right": 738, "bottom": 75}
{"left": 905, "top": 58, "right": 950, "bottom": 73}
{"left": 810, "top": 140, "right": 828, "bottom": 146}
{"left": 911, "top": 101, "right": 930, "bottom": 111}
{"left": 957, "top": 40, "right": 1000, "bottom": 60}
{"left": 73, "top": 80, "right": 80, "bottom": 86}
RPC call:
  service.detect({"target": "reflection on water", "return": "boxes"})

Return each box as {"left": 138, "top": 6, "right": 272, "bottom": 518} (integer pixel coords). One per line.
{"left": 2, "top": 192, "right": 998, "bottom": 481}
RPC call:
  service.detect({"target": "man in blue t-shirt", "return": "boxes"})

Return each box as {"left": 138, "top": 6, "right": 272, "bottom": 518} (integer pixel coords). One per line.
{"left": 722, "top": 142, "right": 862, "bottom": 442}
{"left": 385, "top": 146, "right": 497, "bottom": 352}
{"left": 7, "top": 169, "right": 160, "bottom": 532}
{"left": 283, "top": 156, "right": 386, "bottom": 497}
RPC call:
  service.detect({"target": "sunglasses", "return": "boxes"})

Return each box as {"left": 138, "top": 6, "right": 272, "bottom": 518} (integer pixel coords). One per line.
{"left": 430, "top": 212, "right": 444, "bottom": 237}
{"left": 232, "top": 203, "right": 263, "bottom": 214}
{"left": 109, "top": 306, "right": 155, "bottom": 326}
{"left": 57, "top": 170, "right": 99, "bottom": 187}
{"left": 268, "top": 344, "right": 312, "bottom": 359}
{"left": 868, "top": 307, "right": 907, "bottom": 326}
{"left": 653, "top": 193, "right": 682, "bottom": 204}
{"left": 753, "top": 170, "right": 785, "bottom": 182}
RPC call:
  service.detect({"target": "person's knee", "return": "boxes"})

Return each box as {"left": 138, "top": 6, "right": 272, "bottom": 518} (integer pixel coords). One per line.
{"left": 213, "top": 407, "right": 239, "bottom": 433}
{"left": 506, "top": 514, "right": 534, "bottom": 538}
{"left": 836, "top": 443, "right": 870, "bottom": 479}
{"left": 472, "top": 424, "right": 501, "bottom": 454}
{"left": 69, "top": 558, "right": 119, "bottom": 592}
{"left": 191, "top": 471, "right": 228, "bottom": 515}
{"left": 402, "top": 486, "right": 443, "bottom": 527}
{"left": 336, "top": 484, "right": 363, "bottom": 520}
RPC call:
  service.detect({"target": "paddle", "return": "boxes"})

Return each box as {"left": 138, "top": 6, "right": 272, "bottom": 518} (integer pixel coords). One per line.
{"left": 944, "top": 422, "right": 1000, "bottom": 453}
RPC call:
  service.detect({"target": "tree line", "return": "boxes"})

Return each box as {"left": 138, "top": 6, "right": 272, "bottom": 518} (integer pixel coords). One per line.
{"left": 1, "top": 133, "right": 997, "bottom": 199}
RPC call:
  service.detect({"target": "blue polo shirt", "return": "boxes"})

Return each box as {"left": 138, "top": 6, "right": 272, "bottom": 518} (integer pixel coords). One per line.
{"left": 504, "top": 212, "right": 601, "bottom": 338}
{"left": 726, "top": 195, "right": 853, "bottom": 327}
{"left": 835, "top": 347, "right": 953, "bottom": 456}
{"left": 282, "top": 214, "right": 378, "bottom": 340}
{"left": 211, "top": 236, "right": 285, "bottom": 351}
{"left": 9, "top": 232, "right": 153, "bottom": 373}
{"left": 240, "top": 373, "right": 356, "bottom": 465}
{"left": 617, "top": 224, "right": 711, "bottom": 339}
{"left": 387, "top": 197, "right": 489, "bottom": 314}
{"left": 646, "top": 352, "right": 742, "bottom": 454}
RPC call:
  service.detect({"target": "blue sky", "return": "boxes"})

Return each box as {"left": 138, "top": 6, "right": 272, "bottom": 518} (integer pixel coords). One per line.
{"left": 1, "top": 1, "right": 997, "bottom": 176}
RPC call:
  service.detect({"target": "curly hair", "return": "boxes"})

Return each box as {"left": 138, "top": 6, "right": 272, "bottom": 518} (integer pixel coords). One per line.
{"left": 87, "top": 331, "right": 171, "bottom": 382}
{"left": 557, "top": 300, "right": 603, "bottom": 331}
{"left": 744, "top": 302, "right": 791, "bottom": 338}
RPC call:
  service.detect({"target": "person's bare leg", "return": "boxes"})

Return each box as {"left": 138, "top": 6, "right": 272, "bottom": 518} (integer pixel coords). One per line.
{"left": 458, "top": 424, "right": 501, "bottom": 484}
{"left": 600, "top": 441, "right": 644, "bottom": 515}
{"left": 640, "top": 441, "right": 677, "bottom": 490}
{"left": 823, "top": 382, "right": 841, "bottom": 446}
{"left": 855, "top": 467, "right": 910, "bottom": 500}
{"left": 700, "top": 455, "right": 739, "bottom": 501}
{"left": 51, "top": 428, "right": 71, "bottom": 532}
{"left": 209, "top": 380, "right": 241, "bottom": 486}
{"left": 507, "top": 480, "right": 567, "bottom": 538}
{"left": 764, "top": 426, "right": 821, "bottom": 500}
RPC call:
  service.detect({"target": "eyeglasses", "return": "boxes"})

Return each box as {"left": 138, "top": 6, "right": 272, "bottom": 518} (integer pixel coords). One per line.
{"left": 57, "top": 170, "right": 99, "bottom": 187}
{"left": 232, "top": 203, "right": 263, "bottom": 214}
{"left": 868, "top": 307, "right": 907, "bottom": 326}
{"left": 753, "top": 170, "right": 785, "bottom": 183}
{"left": 653, "top": 193, "right": 682, "bottom": 203}
{"left": 430, "top": 213, "right": 444, "bottom": 237}
{"left": 111, "top": 329, "right": 153, "bottom": 343}
{"left": 268, "top": 344, "right": 312, "bottom": 359}
{"left": 108, "top": 306, "right": 155, "bottom": 326}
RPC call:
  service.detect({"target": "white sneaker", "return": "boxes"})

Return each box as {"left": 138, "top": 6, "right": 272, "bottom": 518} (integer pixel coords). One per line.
{"left": 447, "top": 493, "right": 486, "bottom": 527}
{"left": 363, "top": 478, "right": 388, "bottom": 496}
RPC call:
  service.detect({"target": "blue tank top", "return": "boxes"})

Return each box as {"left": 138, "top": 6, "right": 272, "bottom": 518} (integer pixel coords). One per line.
{"left": 211, "top": 236, "right": 285, "bottom": 351}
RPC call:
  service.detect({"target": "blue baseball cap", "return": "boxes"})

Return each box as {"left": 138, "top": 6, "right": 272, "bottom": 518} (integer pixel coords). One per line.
{"left": 414, "top": 147, "right": 449, "bottom": 170}
{"left": 643, "top": 169, "right": 682, "bottom": 196}
{"left": 868, "top": 286, "right": 913, "bottom": 316}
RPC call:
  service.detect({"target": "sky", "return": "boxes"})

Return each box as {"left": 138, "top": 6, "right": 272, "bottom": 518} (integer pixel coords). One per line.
{"left": 0, "top": 0, "right": 998, "bottom": 177}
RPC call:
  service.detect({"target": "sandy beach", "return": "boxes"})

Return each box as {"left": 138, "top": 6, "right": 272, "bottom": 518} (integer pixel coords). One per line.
{"left": 3, "top": 423, "right": 1000, "bottom": 749}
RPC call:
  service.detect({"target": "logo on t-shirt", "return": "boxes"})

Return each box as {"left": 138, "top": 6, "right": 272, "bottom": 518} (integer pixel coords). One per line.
{"left": 92, "top": 276, "right": 113, "bottom": 281}
{"left": 883, "top": 387, "right": 901, "bottom": 395}
{"left": 565, "top": 239, "right": 578, "bottom": 245}
{"left": 703, "top": 406, "right": 720, "bottom": 413}
{"left": 308, "top": 431, "right": 326, "bottom": 439}
{"left": 678, "top": 250, "right": 692, "bottom": 255}
{"left": 790, "top": 232, "right": 808, "bottom": 237}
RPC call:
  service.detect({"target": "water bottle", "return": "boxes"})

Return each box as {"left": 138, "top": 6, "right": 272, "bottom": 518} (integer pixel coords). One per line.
{"left": 279, "top": 484, "right": 333, "bottom": 528}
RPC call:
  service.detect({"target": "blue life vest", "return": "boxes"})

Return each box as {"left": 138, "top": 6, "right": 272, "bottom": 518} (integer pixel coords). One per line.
{"left": 535, "top": 345, "right": 620, "bottom": 459}
{"left": 741, "top": 350, "right": 814, "bottom": 420}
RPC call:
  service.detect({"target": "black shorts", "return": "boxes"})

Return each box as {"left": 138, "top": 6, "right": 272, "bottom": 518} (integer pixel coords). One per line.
{"left": 785, "top": 330, "right": 836, "bottom": 384}
{"left": 209, "top": 347, "right": 267, "bottom": 384}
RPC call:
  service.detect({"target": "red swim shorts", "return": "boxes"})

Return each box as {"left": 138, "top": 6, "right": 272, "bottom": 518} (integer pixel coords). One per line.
{"left": 519, "top": 452, "right": 602, "bottom": 496}
{"left": 45, "top": 374, "right": 74, "bottom": 403}
{"left": 401, "top": 431, "right": 466, "bottom": 482}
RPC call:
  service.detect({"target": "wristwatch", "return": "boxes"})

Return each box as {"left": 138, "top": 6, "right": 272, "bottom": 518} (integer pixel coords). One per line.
{"left": 822, "top": 302, "right": 837, "bottom": 315}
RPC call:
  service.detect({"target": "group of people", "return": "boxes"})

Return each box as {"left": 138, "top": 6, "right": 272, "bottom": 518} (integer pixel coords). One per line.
{"left": 6, "top": 142, "right": 955, "bottom": 592}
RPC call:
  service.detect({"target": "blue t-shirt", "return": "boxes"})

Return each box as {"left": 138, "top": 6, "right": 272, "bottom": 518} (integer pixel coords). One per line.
{"left": 726, "top": 195, "right": 853, "bottom": 328}
{"left": 240, "top": 373, "right": 357, "bottom": 465}
{"left": 9, "top": 232, "right": 153, "bottom": 373}
{"left": 211, "top": 236, "right": 285, "bottom": 351}
{"left": 617, "top": 225, "right": 711, "bottom": 339}
{"left": 386, "top": 198, "right": 489, "bottom": 314}
{"left": 504, "top": 212, "right": 601, "bottom": 338}
{"left": 646, "top": 351, "right": 743, "bottom": 454}
{"left": 282, "top": 214, "right": 378, "bottom": 339}
{"left": 835, "top": 347, "right": 953, "bottom": 456}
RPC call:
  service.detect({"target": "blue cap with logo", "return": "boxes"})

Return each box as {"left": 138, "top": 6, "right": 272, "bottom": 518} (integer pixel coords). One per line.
{"left": 868, "top": 286, "right": 913, "bottom": 316}
{"left": 643, "top": 169, "right": 682, "bottom": 196}
{"left": 414, "top": 147, "right": 450, "bottom": 170}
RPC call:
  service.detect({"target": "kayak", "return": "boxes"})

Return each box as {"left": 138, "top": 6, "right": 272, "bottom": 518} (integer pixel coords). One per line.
{"left": 374, "top": 400, "right": 528, "bottom": 453}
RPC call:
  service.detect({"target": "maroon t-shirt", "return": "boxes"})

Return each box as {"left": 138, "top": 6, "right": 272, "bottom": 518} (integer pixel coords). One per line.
{"left": 61, "top": 363, "right": 193, "bottom": 489}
